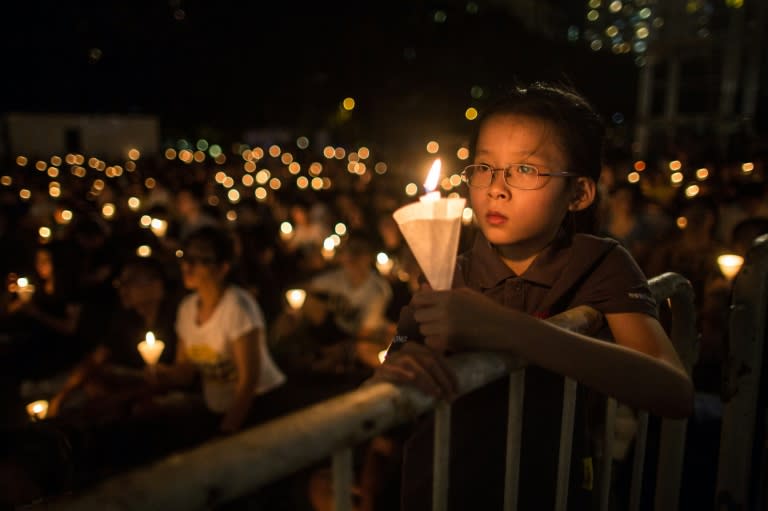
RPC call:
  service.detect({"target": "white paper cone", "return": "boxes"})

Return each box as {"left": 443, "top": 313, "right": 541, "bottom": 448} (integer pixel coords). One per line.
{"left": 392, "top": 197, "right": 466, "bottom": 290}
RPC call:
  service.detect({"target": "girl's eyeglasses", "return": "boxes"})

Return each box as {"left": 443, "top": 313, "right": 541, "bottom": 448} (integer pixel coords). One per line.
{"left": 461, "top": 163, "right": 576, "bottom": 190}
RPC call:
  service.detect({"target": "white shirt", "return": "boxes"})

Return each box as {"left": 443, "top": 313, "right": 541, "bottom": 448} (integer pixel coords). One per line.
{"left": 308, "top": 268, "right": 393, "bottom": 337}
{"left": 175, "top": 285, "right": 286, "bottom": 413}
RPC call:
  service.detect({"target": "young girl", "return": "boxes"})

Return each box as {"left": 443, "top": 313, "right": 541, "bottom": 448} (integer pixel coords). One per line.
{"left": 159, "top": 225, "right": 286, "bottom": 435}
{"left": 370, "top": 83, "right": 693, "bottom": 510}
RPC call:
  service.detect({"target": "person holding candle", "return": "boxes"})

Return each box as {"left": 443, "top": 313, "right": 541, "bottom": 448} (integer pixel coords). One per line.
{"left": 368, "top": 82, "right": 694, "bottom": 510}
{"left": 47, "top": 256, "right": 180, "bottom": 418}
{"left": 2, "top": 243, "right": 83, "bottom": 383}
{"left": 271, "top": 233, "right": 395, "bottom": 381}
{"left": 154, "top": 225, "right": 286, "bottom": 436}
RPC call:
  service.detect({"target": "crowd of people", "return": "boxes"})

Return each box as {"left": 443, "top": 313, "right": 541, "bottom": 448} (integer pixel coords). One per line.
{"left": 1, "top": 83, "right": 767, "bottom": 510}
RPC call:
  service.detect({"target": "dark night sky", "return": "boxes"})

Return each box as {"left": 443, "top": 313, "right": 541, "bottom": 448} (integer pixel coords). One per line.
{"left": 2, "top": 1, "right": 651, "bottom": 148}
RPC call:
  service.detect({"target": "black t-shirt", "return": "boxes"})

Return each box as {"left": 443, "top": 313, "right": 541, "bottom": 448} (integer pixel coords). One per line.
{"left": 395, "top": 232, "right": 658, "bottom": 511}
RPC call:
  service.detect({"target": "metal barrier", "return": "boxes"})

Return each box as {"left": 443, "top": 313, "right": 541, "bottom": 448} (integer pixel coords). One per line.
{"left": 45, "top": 273, "right": 698, "bottom": 511}
{"left": 716, "top": 234, "right": 768, "bottom": 510}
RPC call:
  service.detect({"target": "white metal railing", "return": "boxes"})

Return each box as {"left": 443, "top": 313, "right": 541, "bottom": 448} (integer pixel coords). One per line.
{"left": 716, "top": 234, "right": 768, "bottom": 510}
{"left": 43, "top": 273, "right": 698, "bottom": 511}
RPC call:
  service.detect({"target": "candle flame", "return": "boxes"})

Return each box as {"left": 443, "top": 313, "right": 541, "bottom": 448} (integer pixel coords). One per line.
{"left": 423, "top": 159, "right": 441, "bottom": 193}
{"left": 17, "top": 277, "right": 28, "bottom": 288}
{"left": 146, "top": 331, "right": 155, "bottom": 345}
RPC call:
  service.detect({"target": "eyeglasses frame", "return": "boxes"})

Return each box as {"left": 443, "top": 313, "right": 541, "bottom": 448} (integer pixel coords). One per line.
{"left": 460, "top": 163, "right": 578, "bottom": 190}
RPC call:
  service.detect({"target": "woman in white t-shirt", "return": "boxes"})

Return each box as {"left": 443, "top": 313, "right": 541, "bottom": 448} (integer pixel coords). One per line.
{"left": 161, "top": 225, "right": 285, "bottom": 434}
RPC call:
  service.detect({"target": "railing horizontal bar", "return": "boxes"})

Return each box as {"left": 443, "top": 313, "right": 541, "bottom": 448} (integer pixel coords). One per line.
{"left": 39, "top": 304, "right": 623, "bottom": 511}
{"left": 43, "top": 350, "right": 525, "bottom": 511}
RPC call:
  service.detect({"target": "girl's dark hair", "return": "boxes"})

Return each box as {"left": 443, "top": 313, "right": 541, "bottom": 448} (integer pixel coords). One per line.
{"left": 183, "top": 225, "right": 235, "bottom": 264}
{"left": 471, "top": 81, "right": 606, "bottom": 234}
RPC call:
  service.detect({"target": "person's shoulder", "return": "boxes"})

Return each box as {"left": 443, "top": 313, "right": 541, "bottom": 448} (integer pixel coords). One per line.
{"left": 572, "top": 233, "right": 622, "bottom": 250}
{"left": 568, "top": 233, "right": 637, "bottom": 272}
{"left": 227, "top": 285, "right": 263, "bottom": 312}
{"left": 178, "top": 291, "right": 197, "bottom": 309}
{"left": 227, "top": 285, "right": 255, "bottom": 303}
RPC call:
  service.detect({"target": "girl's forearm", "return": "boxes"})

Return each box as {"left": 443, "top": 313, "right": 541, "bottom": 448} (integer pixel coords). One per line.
{"left": 480, "top": 313, "right": 693, "bottom": 418}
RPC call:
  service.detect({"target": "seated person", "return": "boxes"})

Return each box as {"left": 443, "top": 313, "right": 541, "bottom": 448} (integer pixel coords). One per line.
{"left": 271, "top": 234, "right": 395, "bottom": 378}
{"left": 48, "top": 256, "right": 181, "bottom": 419}
{"left": 151, "top": 225, "right": 286, "bottom": 437}
{"left": 1, "top": 242, "right": 83, "bottom": 423}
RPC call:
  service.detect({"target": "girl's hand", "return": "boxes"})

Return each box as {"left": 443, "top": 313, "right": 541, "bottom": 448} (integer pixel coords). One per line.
{"left": 369, "top": 342, "right": 458, "bottom": 400}
{"left": 411, "top": 287, "right": 509, "bottom": 352}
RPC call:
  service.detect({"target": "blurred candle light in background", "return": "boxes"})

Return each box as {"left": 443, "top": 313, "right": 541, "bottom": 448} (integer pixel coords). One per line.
{"left": 375, "top": 252, "right": 394, "bottom": 275}
{"left": 322, "top": 237, "right": 336, "bottom": 261}
{"left": 137, "top": 331, "right": 165, "bottom": 366}
{"left": 150, "top": 218, "right": 168, "bottom": 238}
{"left": 717, "top": 254, "right": 744, "bottom": 281}
{"left": 16, "top": 276, "right": 35, "bottom": 302}
{"left": 26, "top": 400, "right": 48, "bottom": 421}
{"left": 285, "top": 289, "right": 307, "bottom": 310}
{"left": 279, "top": 221, "right": 294, "bottom": 241}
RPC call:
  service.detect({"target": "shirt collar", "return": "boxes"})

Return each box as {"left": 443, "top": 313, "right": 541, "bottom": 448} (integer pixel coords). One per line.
{"left": 466, "top": 230, "right": 572, "bottom": 289}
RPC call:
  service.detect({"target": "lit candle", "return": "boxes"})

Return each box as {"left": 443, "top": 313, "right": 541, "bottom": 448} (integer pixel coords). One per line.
{"left": 377, "top": 349, "right": 388, "bottom": 364}
{"left": 150, "top": 218, "right": 168, "bottom": 238}
{"left": 321, "top": 237, "right": 336, "bottom": 261}
{"left": 16, "top": 277, "right": 35, "bottom": 302}
{"left": 375, "top": 252, "right": 394, "bottom": 276}
{"left": 285, "top": 288, "right": 307, "bottom": 310}
{"left": 419, "top": 159, "right": 444, "bottom": 214}
{"left": 392, "top": 159, "right": 466, "bottom": 290}
{"left": 137, "top": 331, "right": 165, "bottom": 365}
{"left": 26, "top": 400, "right": 48, "bottom": 420}
{"left": 717, "top": 254, "right": 744, "bottom": 281}
{"left": 279, "top": 221, "right": 294, "bottom": 241}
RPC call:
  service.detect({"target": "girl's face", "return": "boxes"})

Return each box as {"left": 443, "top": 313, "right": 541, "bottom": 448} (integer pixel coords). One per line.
{"left": 470, "top": 114, "right": 580, "bottom": 257}
{"left": 179, "top": 242, "right": 228, "bottom": 290}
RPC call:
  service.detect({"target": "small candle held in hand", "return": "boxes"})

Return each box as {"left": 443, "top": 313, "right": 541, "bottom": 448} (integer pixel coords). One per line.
{"left": 419, "top": 159, "right": 443, "bottom": 207}
{"left": 392, "top": 158, "right": 466, "bottom": 290}
{"left": 26, "top": 400, "right": 48, "bottom": 421}
{"left": 717, "top": 254, "right": 744, "bottom": 281}
{"left": 16, "top": 277, "right": 35, "bottom": 302}
{"left": 137, "top": 331, "right": 165, "bottom": 366}
{"left": 285, "top": 289, "right": 307, "bottom": 310}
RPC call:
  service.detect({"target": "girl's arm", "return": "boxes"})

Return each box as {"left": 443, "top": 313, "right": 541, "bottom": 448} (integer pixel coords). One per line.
{"left": 412, "top": 288, "right": 694, "bottom": 419}
{"left": 48, "top": 345, "right": 111, "bottom": 416}
{"left": 219, "top": 328, "right": 260, "bottom": 434}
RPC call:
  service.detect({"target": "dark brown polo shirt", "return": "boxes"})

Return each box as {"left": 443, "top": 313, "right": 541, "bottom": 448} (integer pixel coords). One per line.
{"left": 395, "top": 231, "right": 658, "bottom": 511}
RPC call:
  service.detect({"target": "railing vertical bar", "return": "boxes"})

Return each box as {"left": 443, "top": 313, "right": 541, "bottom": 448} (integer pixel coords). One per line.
{"left": 629, "top": 411, "right": 649, "bottom": 511}
{"left": 654, "top": 418, "right": 688, "bottom": 509}
{"left": 652, "top": 273, "right": 697, "bottom": 511}
{"left": 555, "top": 377, "right": 578, "bottom": 511}
{"left": 332, "top": 448, "right": 353, "bottom": 511}
{"left": 504, "top": 369, "right": 525, "bottom": 511}
{"left": 599, "top": 398, "right": 618, "bottom": 511}
{"left": 433, "top": 401, "right": 451, "bottom": 511}
{"left": 716, "top": 235, "right": 768, "bottom": 509}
